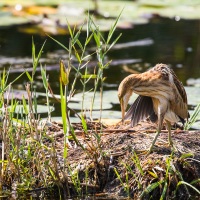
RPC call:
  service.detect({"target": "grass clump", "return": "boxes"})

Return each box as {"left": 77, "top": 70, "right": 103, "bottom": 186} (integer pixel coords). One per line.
{"left": 112, "top": 150, "right": 200, "bottom": 199}
{"left": 184, "top": 103, "right": 200, "bottom": 130}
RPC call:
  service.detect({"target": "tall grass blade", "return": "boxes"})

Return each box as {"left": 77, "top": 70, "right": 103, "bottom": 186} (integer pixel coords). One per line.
{"left": 4, "top": 71, "right": 26, "bottom": 92}
{"left": 106, "top": 8, "right": 123, "bottom": 44}
{"left": 66, "top": 19, "right": 73, "bottom": 38}
{"left": 105, "top": 33, "right": 122, "bottom": 55}
{"left": 160, "top": 181, "right": 168, "bottom": 200}
{"left": 176, "top": 181, "right": 200, "bottom": 195}
{"left": 140, "top": 180, "right": 164, "bottom": 198}
{"left": 40, "top": 65, "right": 48, "bottom": 89}
{"left": 70, "top": 125, "right": 83, "bottom": 149}
{"left": 123, "top": 163, "right": 142, "bottom": 189}
{"left": 184, "top": 103, "right": 200, "bottom": 130}
{"left": 25, "top": 70, "right": 33, "bottom": 82}
{"left": 81, "top": 115, "right": 88, "bottom": 133}
{"left": 114, "top": 167, "right": 129, "bottom": 195}
{"left": 60, "top": 83, "right": 67, "bottom": 134}
{"left": 32, "top": 38, "right": 46, "bottom": 77}
{"left": 190, "top": 179, "right": 200, "bottom": 185}
{"left": 132, "top": 151, "right": 144, "bottom": 176}
{"left": 47, "top": 34, "right": 69, "bottom": 51}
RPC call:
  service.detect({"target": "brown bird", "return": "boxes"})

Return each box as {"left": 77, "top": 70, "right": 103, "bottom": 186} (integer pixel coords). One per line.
{"left": 118, "top": 63, "right": 189, "bottom": 153}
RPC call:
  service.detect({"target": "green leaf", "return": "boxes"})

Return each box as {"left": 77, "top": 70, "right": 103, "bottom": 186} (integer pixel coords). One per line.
{"left": 70, "top": 125, "right": 85, "bottom": 150}
{"left": 66, "top": 19, "right": 73, "bottom": 38}
{"left": 81, "top": 74, "right": 97, "bottom": 79}
{"left": 32, "top": 37, "right": 36, "bottom": 67}
{"left": 160, "top": 180, "right": 168, "bottom": 200}
{"left": 48, "top": 166, "right": 57, "bottom": 180}
{"left": 9, "top": 100, "right": 18, "bottom": 113}
{"left": 4, "top": 71, "right": 26, "bottom": 92}
{"left": 86, "top": 12, "right": 92, "bottom": 38}
{"left": 0, "top": 68, "right": 8, "bottom": 93}
{"left": 132, "top": 151, "right": 144, "bottom": 176}
{"left": 176, "top": 181, "right": 200, "bottom": 195}
{"left": 85, "top": 33, "right": 94, "bottom": 46}
{"left": 63, "top": 145, "right": 68, "bottom": 159}
{"left": 60, "top": 84, "right": 67, "bottom": 134}
{"left": 32, "top": 38, "right": 46, "bottom": 77}
{"left": 148, "top": 170, "right": 158, "bottom": 178}
{"left": 25, "top": 70, "right": 33, "bottom": 82}
{"left": 76, "top": 39, "right": 84, "bottom": 51}
{"left": 47, "top": 34, "right": 69, "bottom": 51}
{"left": 105, "top": 33, "right": 122, "bottom": 55}
{"left": 140, "top": 180, "right": 164, "bottom": 198}
{"left": 40, "top": 65, "right": 48, "bottom": 89}
{"left": 102, "top": 60, "right": 112, "bottom": 69}
{"left": 81, "top": 115, "right": 87, "bottom": 133}
{"left": 72, "top": 28, "right": 82, "bottom": 46}
{"left": 184, "top": 103, "right": 200, "bottom": 130}
{"left": 74, "top": 49, "right": 81, "bottom": 63}
{"left": 107, "top": 8, "right": 123, "bottom": 44}
{"left": 180, "top": 153, "right": 194, "bottom": 160}
{"left": 93, "top": 31, "right": 101, "bottom": 48}
{"left": 190, "top": 179, "right": 200, "bottom": 185}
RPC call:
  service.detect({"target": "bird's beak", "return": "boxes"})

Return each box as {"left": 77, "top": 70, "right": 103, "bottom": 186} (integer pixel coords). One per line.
{"left": 120, "top": 98, "right": 125, "bottom": 124}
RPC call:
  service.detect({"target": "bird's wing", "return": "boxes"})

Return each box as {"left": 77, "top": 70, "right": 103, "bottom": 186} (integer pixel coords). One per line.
{"left": 124, "top": 95, "right": 157, "bottom": 127}
{"left": 172, "top": 75, "right": 189, "bottom": 121}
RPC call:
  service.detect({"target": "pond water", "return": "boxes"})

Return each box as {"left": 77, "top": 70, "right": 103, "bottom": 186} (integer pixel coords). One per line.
{"left": 0, "top": 16, "right": 200, "bottom": 123}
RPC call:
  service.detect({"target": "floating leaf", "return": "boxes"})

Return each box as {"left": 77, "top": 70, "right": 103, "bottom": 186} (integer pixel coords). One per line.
{"left": 185, "top": 87, "right": 200, "bottom": 106}
{"left": 10, "top": 104, "right": 54, "bottom": 114}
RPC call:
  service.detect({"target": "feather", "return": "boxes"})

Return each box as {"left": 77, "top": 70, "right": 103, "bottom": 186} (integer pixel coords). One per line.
{"left": 124, "top": 95, "right": 157, "bottom": 127}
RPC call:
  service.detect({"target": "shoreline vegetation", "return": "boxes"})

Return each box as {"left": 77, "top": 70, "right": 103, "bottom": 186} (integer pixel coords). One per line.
{"left": 0, "top": 13, "right": 200, "bottom": 199}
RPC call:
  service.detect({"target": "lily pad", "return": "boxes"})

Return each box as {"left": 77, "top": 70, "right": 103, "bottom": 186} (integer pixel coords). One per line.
{"left": 190, "top": 120, "right": 200, "bottom": 130}
{"left": 68, "top": 101, "right": 112, "bottom": 111}
{"left": 85, "top": 110, "right": 122, "bottom": 120}
{"left": 187, "top": 78, "right": 200, "bottom": 87}
{"left": 185, "top": 86, "right": 200, "bottom": 106}
{"left": 73, "top": 90, "right": 138, "bottom": 105}
{"left": 1, "top": 0, "right": 200, "bottom": 30}
{"left": 10, "top": 104, "right": 54, "bottom": 114}
{"left": 50, "top": 116, "right": 81, "bottom": 123}
{"left": 0, "top": 14, "right": 31, "bottom": 26}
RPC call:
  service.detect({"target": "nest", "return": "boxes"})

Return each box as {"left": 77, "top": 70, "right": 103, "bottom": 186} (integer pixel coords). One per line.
{"left": 43, "top": 120, "right": 200, "bottom": 199}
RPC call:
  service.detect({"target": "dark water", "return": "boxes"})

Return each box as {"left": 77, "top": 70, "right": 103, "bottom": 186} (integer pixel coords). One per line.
{"left": 0, "top": 16, "right": 200, "bottom": 117}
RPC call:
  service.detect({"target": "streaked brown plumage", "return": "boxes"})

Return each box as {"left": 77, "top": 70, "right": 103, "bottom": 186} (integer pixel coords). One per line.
{"left": 118, "top": 63, "right": 189, "bottom": 153}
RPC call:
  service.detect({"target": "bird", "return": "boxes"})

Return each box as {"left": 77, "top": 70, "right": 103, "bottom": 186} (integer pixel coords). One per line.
{"left": 118, "top": 63, "right": 189, "bottom": 153}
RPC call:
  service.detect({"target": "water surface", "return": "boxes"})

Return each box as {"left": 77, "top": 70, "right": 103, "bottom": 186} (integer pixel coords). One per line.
{"left": 0, "top": 16, "right": 200, "bottom": 119}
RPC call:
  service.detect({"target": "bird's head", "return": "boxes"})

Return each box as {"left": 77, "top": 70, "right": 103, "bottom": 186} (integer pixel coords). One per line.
{"left": 118, "top": 79, "right": 133, "bottom": 123}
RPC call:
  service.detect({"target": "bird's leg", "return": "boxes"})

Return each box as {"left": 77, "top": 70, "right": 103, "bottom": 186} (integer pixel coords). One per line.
{"left": 166, "top": 120, "right": 173, "bottom": 146}
{"left": 148, "top": 113, "right": 164, "bottom": 154}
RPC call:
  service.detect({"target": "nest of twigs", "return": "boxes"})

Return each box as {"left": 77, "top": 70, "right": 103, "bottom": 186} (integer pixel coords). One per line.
{"left": 44, "top": 120, "right": 200, "bottom": 199}
{"left": 2, "top": 118, "right": 200, "bottom": 199}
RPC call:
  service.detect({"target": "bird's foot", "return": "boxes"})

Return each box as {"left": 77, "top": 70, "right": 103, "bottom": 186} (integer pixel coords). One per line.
{"left": 168, "top": 139, "right": 173, "bottom": 146}
{"left": 167, "top": 141, "right": 177, "bottom": 152}
{"left": 146, "top": 145, "right": 161, "bottom": 155}
{"left": 170, "top": 143, "right": 177, "bottom": 152}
